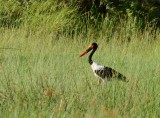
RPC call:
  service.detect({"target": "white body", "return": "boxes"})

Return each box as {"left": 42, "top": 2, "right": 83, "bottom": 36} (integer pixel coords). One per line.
{"left": 91, "top": 61, "right": 107, "bottom": 83}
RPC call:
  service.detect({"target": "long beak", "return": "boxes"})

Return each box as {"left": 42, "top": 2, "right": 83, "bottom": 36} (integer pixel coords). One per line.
{"left": 80, "top": 45, "right": 93, "bottom": 57}
{"left": 80, "top": 50, "right": 88, "bottom": 57}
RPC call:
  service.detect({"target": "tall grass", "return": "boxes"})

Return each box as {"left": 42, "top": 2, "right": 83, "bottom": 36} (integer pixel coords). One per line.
{"left": 0, "top": 2, "right": 160, "bottom": 117}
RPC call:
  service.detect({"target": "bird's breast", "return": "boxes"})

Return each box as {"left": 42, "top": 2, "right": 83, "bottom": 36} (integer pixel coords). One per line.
{"left": 91, "top": 62, "right": 105, "bottom": 71}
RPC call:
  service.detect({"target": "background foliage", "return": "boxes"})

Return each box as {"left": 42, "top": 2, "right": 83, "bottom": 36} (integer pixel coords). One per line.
{"left": 0, "top": 0, "right": 160, "bottom": 28}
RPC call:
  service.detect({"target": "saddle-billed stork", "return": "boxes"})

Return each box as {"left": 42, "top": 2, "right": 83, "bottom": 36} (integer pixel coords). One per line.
{"left": 80, "top": 42, "right": 128, "bottom": 83}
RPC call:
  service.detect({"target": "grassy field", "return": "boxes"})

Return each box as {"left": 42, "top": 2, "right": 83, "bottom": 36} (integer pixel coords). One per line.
{"left": 0, "top": 3, "right": 160, "bottom": 117}
{"left": 0, "top": 25, "right": 160, "bottom": 118}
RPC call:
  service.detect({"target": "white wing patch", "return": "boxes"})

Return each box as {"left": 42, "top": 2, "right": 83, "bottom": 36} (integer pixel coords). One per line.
{"left": 91, "top": 62, "right": 104, "bottom": 71}
{"left": 90, "top": 62, "right": 106, "bottom": 82}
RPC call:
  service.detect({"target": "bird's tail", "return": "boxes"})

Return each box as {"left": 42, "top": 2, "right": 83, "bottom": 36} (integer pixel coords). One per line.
{"left": 117, "top": 73, "right": 129, "bottom": 82}
{"left": 111, "top": 69, "right": 129, "bottom": 82}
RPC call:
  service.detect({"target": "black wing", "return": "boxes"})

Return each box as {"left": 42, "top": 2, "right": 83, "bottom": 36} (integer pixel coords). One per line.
{"left": 95, "top": 66, "right": 128, "bottom": 82}
{"left": 94, "top": 67, "right": 113, "bottom": 79}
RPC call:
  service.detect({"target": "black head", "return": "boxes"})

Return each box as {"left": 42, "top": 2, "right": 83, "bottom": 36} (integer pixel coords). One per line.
{"left": 91, "top": 42, "right": 98, "bottom": 49}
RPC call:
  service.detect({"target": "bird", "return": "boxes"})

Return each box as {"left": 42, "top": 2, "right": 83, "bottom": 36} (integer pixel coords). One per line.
{"left": 80, "top": 42, "right": 128, "bottom": 83}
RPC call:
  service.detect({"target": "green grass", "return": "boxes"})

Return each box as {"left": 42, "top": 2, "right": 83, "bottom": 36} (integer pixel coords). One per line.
{"left": 0, "top": 25, "right": 160, "bottom": 118}
{"left": 1, "top": 1, "right": 160, "bottom": 117}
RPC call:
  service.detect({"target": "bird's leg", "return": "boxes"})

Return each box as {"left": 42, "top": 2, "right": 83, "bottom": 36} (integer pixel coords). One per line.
{"left": 98, "top": 78, "right": 107, "bottom": 84}
{"left": 98, "top": 79, "right": 102, "bottom": 84}
{"left": 102, "top": 78, "right": 107, "bottom": 83}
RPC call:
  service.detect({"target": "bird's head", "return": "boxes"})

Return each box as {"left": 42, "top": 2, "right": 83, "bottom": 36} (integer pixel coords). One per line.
{"left": 80, "top": 42, "right": 98, "bottom": 57}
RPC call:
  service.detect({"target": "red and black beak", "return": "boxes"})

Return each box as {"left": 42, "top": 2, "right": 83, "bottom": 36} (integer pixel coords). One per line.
{"left": 80, "top": 45, "right": 94, "bottom": 57}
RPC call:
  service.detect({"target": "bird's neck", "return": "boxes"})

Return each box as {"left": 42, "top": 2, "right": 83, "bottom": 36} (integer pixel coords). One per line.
{"left": 88, "top": 48, "right": 97, "bottom": 65}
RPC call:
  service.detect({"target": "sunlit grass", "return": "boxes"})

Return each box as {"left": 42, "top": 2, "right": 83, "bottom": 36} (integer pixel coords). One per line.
{"left": 0, "top": 24, "right": 160, "bottom": 117}
{"left": 0, "top": 1, "right": 160, "bottom": 117}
